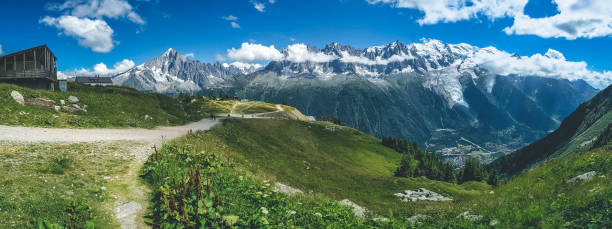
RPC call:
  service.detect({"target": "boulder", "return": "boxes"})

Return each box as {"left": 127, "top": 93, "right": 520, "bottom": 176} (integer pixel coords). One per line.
{"left": 457, "top": 211, "right": 482, "bottom": 221}
{"left": 60, "top": 99, "right": 65, "bottom": 105}
{"left": 62, "top": 106, "right": 80, "bottom": 113}
{"left": 68, "top": 95, "right": 79, "bottom": 104}
{"left": 274, "top": 182, "right": 303, "bottom": 195}
{"left": 407, "top": 214, "right": 428, "bottom": 223}
{"left": 567, "top": 171, "right": 596, "bottom": 183}
{"left": 25, "top": 98, "right": 56, "bottom": 110}
{"left": 10, "top": 91, "right": 24, "bottom": 105}
{"left": 54, "top": 106, "right": 61, "bottom": 111}
{"left": 394, "top": 188, "right": 452, "bottom": 202}
{"left": 338, "top": 199, "right": 368, "bottom": 218}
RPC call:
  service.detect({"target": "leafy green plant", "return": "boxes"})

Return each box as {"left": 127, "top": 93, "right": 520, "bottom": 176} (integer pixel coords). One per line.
{"left": 49, "top": 156, "right": 72, "bottom": 175}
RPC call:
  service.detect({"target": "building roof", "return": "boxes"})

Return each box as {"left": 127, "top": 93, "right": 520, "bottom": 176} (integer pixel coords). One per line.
{"left": 75, "top": 76, "right": 113, "bottom": 84}
{"left": 0, "top": 45, "right": 55, "bottom": 59}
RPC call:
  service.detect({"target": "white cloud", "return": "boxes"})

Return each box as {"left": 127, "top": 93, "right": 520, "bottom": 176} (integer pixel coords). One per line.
{"left": 253, "top": 2, "right": 265, "bottom": 12}
{"left": 0, "top": 44, "right": 3, "bottom": 55}
{"left": 269, "top": 0, "right": 276, "bottom": 3}
{"left": 473, "top": 47, "right": 612, "bottom": 89}
{"left": 367, "top": 0, "right": 526, "bottom": 25}
{"left": 367, "top": 0, "right": 612, "bottom": 39}
{"left": 184, "top": 53, "right": 195, "bottom": 58}
{"left": 225, "top": 61, "right": 263, "bottom": 70}
{"left": 339, "top": 51, "right": 413, "bottom": 65}
{"left": 285, "top": 44, "right": 337, "bottom": 63}
{"left": 505, "top": 0, "right": 612, "bottom": 39}
{"left": 47, "top": 0, "right": 145, "bottom": 25}
{"left": 40, "top": 15, "right": 115, "bottom": 53}
{"left": 227, "top": 43, "right": 283, "bottom": 62}
{"left": 222, "top": 15, "right": 238, "bottom": 21}
{"left": 231, "top": 22, "right": 241, "bottom": 28}
{"left": 59, "top": 59, "right": 135, "bottom": 78}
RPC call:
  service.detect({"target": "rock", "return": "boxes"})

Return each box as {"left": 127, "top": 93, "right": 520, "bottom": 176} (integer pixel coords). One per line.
{"left": 68, "top": 95, "right": 79, "bottom": 104}
{"left": 25, "top": 98, "right": 56, "bottom": 110}
{"left": 338, "top": 199, "right": 368, "bottom": 218}
{"left": 72, "top": 104, "right": 81, "bottom": 110}
{"left": 54, "top": 106, "right": 61, "bottom": 111}
{"left": 394, "top": 188, "right": 452, "bottom": 202}
{"left": 373, "top": 217, "right": 389, "bottom": 222}
{"left": 62, "top": 106, "right": 80, "bottom": 113}
{"left": 567, "top": 171, "right": 596, "bottom": 183}
{"left": 60, "top": 99, "right": 65, "bottom": 105}
{"left": 274, "top": 182, "right": 303, "bottom": 195}
{"left": 457, "top": 211, "right": 482, "bottom": 221}
{"left": 407, "top": 214, "right": 428, "bottom": 223}
{"left": 10, "top": 91, "right": 24, "bottom": 105}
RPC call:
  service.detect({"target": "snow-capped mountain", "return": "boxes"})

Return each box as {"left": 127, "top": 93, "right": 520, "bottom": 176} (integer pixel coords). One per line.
{"left": 113, "top": 48, "right": 260, "bottom": 93}
{"left": 112, "top": 40, "right": 598, "bottom": 165}
{"left": 212, "top": 40, "right": 598, "bottom": 165}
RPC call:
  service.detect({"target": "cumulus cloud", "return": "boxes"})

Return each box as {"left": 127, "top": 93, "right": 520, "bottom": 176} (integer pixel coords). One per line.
{"left": 0, "top": 44, "right": 3, "bottom": 55}
{"left": 285, "top": 44, "right": 337, "bottom": 63}
{"left": 184, "top": 53, "right": 195, "bottom": 58}
{"left": 59, "top": 59, "right": 135, "bottom": 79}
{"left": 231, "top": 22, "right": 241, "bottom": 28}
{"left": 252, "top": 2, "right": 265, "bottom": 12}
{"left": 40, "top": 15, "right": 115, "bottom": 53}
{"left": 367, "top": 0, "right": 526, "bottom": 25}
{"left": 269, "top": 0, "right": 276, "bottom": 3}
{"left": 505, "top": 0, "right": 612, "bottom": 39}
{"left": 473, "top": 47, "right": 612, "bottom": 89}
{"left": 223, "top": 62, "right": 263, "bottom": 70}
{"left": 222, "top": 15, "right": 238, "bottom": 21}
{"left": 227, "top": 43, "right": 283, "bottom": 62}
{"left": 47, "top": 0, "right": 145, "bottom": 25}
{"left": 367, "top": 0, "right": 612, "bottom": 39}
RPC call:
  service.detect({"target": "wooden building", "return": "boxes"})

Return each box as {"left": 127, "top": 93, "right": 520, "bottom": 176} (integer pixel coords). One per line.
{"left": 0, "top": 45, "right": 57, "bottom": 90}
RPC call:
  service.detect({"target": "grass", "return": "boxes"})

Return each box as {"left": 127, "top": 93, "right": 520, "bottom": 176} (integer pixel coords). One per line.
{"left": 171, "top": 119, "right": 486, "bottom": 217}
{"left": 153, "top": 118, "right": 611, "bottom": 227}
{"left": 233, "top": 101, "right": 277, "bottom": 114}
{"left": 0, "top": 83, "right": 194, "bottom": 128}
{"left": 199, "top": 100, "right": 233, "bottom": 115}
{"left": 0, "top": 141, "right": 142, "bottom": 228}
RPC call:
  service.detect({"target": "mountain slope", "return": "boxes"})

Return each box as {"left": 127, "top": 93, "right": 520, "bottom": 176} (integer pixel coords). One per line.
{"left": 489, "top": 83, "right": 612, "bottom": 176}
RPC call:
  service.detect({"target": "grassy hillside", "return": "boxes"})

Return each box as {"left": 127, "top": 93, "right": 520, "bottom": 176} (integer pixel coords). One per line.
{"left": 0, "top": 83, "right": 192, "bottom": 128}
{"left": 489, "top": 84, "right": 611, "bottom": 177}
{"left": 164, "top": 119, "right": 487, "bottom": 217}
{"left": 141, "top": 118, "right": 611, "bottom": 227}
{"left": 0, "top": 83, "right": 301, "bottom": 128}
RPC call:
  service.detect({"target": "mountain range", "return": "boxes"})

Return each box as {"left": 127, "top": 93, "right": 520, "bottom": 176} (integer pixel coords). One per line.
{"left": 112, "top": 40, "right": 599, "bottom": 165}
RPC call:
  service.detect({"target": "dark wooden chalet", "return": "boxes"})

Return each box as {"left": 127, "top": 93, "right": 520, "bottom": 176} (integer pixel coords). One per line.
{"left": 0, "top": 45, "right": 57, "bottom": 90}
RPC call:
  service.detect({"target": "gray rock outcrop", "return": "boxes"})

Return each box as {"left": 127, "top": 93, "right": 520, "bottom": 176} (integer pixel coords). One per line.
{"left": 567, "top": 171, "right": 596, "bottom": 183}
{"left": 395, "top": 188, "right": 452, "bottom": 202}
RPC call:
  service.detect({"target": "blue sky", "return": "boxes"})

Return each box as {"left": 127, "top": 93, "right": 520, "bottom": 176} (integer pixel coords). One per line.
{"left": 0, "top": 0, "right": 611, "bottom": 87}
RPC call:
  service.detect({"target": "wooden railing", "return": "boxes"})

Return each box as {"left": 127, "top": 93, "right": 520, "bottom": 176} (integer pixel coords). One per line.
{"left": 0, "top": 70, "right": 56, "bottom": 81}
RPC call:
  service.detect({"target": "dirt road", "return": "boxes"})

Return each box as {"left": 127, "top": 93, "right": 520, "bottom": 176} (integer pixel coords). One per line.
{"left": 0, "top": 119, "right": 218, "bottom": 143}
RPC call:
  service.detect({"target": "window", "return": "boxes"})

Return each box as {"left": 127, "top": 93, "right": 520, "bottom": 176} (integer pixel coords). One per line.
{"left": 0, "top": 58, "right": 4, "bottom": 72}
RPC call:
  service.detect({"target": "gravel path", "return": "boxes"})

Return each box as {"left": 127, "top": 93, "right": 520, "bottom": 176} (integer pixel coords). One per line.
{"left": 0, "top": 119, "right": 218, "bottom": 143}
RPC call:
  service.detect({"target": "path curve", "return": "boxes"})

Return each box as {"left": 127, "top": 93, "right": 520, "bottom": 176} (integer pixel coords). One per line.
{"left": 0, "top": 119, "right": 218, "bottom": 143}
